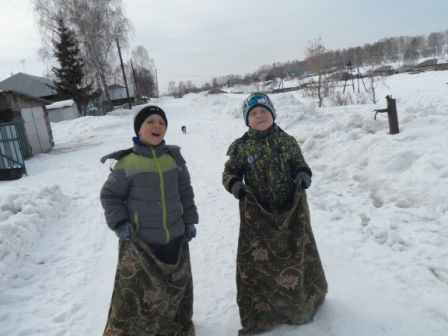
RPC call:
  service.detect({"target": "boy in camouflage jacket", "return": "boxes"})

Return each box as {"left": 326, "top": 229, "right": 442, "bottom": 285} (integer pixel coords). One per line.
{"left": 223, "top": 93, "right": 312, "bottom": 214}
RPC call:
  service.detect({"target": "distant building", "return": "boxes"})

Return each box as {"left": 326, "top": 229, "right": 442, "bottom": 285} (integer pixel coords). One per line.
{"left": 414, "top": 59, "right": 438, "bottom": 71}
{"left": 258, "top": 73, "right": 275, "bottom": 82}
{"left": 373, "top": 65, "right": 394, "bottom": 76}
{"left": 207, "top": 88, "right": 227, "bottom": 95}
{"left": 46, "top": 99, "right": 79, "bottom": 123}
{"left": 394, "top": 66, "right": 413, "bottom": 74}
{"left": 0, "top": 73, "right": 58, "bottom": 102}
{"left": 285, "top": 71, "right": 299, "bottom": 80}
{"left": 101, "top": 84, "right": 136, "bottom": 107}
{"left": 435, "top": 62, "right": 448, "bottom": 71}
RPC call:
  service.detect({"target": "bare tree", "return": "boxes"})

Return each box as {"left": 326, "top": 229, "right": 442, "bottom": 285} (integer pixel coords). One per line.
{"left": 178, "top": 81, "right": 186, "bottom": 97}
{"left": 427, "top": 32, "right": 444, "bottom": 57}
{"left": 305, "top": 36, "right": 331, "bottom": 107}
{"left": 33, "top": 0, "right": 134, "bottom": 109}
{"left": 131, "top": 46, "right": 152, "bottom": 69}
{"left": 202, "top": 82, "right": 212, "bottom": 91}
{"left": 365, "top": 65, "right": 389, "bottom": 104}
{"left": 130, "top": 46, "right": 156, "bottom": 97}
{"left": 167, "top": 81, "right": 177, "bottom": 97}
{"left": 185, "top": 80, "right": 196, "bottom": 94}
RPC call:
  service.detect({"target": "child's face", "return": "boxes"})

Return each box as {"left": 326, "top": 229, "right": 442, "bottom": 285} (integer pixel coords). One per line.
{"left": 248, "top": 106, "right": 274, "bottom": 131}
{"left": 138, "top": 114, "right": 166, "bottom": 146}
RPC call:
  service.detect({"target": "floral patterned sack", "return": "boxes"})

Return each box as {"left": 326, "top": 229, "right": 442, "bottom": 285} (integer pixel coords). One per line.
{"left": 236, "top": 184, "right": 328, "bottom": 335}
{"left": 103, "top": 235, "right": 194, "bottom": 336}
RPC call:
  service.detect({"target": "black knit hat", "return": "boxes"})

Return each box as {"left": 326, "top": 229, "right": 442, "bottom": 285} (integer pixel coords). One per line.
{"left": 133, "top": 105, "right": 168, "bottom": 135}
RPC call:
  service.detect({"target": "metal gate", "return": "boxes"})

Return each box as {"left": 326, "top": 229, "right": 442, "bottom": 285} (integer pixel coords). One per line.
{"left": 0, "top": 120, "right": 29, "bottom": 175}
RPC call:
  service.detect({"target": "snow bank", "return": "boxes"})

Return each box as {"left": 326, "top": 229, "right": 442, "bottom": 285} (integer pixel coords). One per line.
{"left": 0, "top": 185, "right": 69, "bottom": 291}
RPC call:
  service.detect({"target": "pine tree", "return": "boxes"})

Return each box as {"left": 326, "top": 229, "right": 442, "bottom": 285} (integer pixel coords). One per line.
{"left": 52, "top": 19, "right": 100, "bottom": 116}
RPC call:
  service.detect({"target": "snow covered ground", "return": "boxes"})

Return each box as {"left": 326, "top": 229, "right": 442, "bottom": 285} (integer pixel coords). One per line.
{"left": 1, "top": 70, "right": 448, "bottom": 335}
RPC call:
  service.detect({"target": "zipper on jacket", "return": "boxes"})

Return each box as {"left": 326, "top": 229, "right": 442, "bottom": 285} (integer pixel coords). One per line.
{"left": 151, "top": 148, "right": 170, "bottom": 243}
{"left": 134, "top": 211, "right": 140, "bottom": 233}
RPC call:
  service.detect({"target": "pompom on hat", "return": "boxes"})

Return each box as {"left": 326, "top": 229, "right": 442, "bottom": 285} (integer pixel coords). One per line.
{"left": 133, "top": 105, "right": 168, "bottom": 135}
{"left": 242, "top": 93, "right": 276, "bottom": 126}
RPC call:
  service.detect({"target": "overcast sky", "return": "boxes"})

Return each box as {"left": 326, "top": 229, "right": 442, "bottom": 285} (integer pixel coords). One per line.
{"left": 1, "top": 0, "right": 448, "bottom": 95}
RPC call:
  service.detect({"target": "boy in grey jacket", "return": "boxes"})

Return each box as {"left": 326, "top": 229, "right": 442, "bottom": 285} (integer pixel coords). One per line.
{"left": 100, "top": 105, "right": 198, "bottom": 264}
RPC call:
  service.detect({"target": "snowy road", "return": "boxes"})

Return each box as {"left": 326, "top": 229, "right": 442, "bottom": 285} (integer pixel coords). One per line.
{"left": 1, "top": 72, "right": 448, "bottom": 335}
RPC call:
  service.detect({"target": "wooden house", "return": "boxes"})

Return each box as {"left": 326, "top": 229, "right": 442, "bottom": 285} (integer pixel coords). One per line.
{"left": 373, "top": 65, "right": 395, "bottom": 76}
{"left": 0, "top": 90, "right": 54, "bottom": 158}
{"left": 414, "top": 59, "right": 438, "bottom": 71}
{"left": 101, "top": 84, "right": 136, "bottom": 108}
{"left": 258, "top": 73, "right": 275, "bottom": 82}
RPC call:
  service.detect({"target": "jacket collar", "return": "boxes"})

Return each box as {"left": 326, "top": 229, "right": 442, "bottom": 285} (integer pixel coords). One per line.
{"left": 248, "top": 123, "right": 279, "bottom": 140}
{"left": 133, "top": 139, "right": 167, "bottom": 158}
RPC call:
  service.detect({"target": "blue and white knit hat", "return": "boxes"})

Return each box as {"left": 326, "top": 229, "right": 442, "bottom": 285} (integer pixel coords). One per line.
{"left": 242, "top": 93, "right": 276, "bottom": 126}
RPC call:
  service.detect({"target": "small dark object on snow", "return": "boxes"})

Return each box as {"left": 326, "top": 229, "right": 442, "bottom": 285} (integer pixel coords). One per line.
{"left": 0, "top": 168, "right": 24, "bottom": 181}
{"left": 181, "top": 126, "right": 186, "bottom": 134}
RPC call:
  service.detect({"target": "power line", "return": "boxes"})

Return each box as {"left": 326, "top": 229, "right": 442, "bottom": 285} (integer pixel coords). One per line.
{"left": 157, "top": 72, "right": 214, "bottom": 78}
{"left": 5, "top": 0, "right": 34, "bottom": 21}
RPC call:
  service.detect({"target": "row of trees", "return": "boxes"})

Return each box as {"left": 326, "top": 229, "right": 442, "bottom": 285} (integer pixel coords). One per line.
{"left": 33, "top": 0, "right": 157, "bottom": 113}
{"left": 166, "top": 80, "right": 222, "bottom": 98}
{"left": 208, "top": 29, "right": 448, "bottom": 88}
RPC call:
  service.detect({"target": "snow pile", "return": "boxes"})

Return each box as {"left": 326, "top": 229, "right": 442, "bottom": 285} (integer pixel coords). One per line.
{"left": 0, "top": 185, "right": 69, "bottom": 291}
{"left": 46, "top": 99, "right": 75, "bottom": 110}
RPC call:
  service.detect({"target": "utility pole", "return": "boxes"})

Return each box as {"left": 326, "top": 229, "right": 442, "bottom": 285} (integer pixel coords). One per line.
{"left": 116, "top": 36, "right": 132, "bottom": 109}
{"left": 20, "top": 59, "right": 25, "bottom": 73}
{"left": 130, "top": 59, "right": 139, "bottom": 98}
{"left": 155, "top": 68, "right": 159, "bottom": 98}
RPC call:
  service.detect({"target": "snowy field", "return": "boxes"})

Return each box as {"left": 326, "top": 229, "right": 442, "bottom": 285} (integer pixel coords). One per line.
{"left": 1, "top": 70, "right": 448, "bottom": 335}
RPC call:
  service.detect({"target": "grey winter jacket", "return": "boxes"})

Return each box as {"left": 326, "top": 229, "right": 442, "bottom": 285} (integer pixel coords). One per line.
{"left": 100, "top": 141, "right": 198, "bottom": 245}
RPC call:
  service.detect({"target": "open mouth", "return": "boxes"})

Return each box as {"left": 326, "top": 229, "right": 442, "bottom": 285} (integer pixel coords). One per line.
{"left": 151, "top": 132, "right": 161, "bottom": 136}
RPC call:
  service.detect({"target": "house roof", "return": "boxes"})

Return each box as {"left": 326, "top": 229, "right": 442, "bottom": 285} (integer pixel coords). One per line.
{"left": 258, "top": 73, "right": 273, "bottom": 80}
{"left": 207, "top": 88, "right": 227, "bottom": 95}
{"left": 415, "top": 59, "right": 438, "bottom": 67}
{"left": 0, "top": 89, "right": 52, "bottom": 105}
{"left": 0, "top": 73, "right": 56, "bottom": 98}
{"left": 373, "top": 65, "right": 392, "bottom": 72}
{"left": 107, "top": 83, "right": 125, "bottom": 90}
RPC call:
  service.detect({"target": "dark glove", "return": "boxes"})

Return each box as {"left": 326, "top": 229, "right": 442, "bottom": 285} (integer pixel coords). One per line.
{"left": 231, "top": 181, "right": 247, "bottom": 200}
{"left": 115, "top": 221, "right": 133, "bottom": 240}
{"left": 185, "top": 223, "right": 197, "bottom": 241}
{"left": 295, "top": 172, "right": 312, "bottom": 189}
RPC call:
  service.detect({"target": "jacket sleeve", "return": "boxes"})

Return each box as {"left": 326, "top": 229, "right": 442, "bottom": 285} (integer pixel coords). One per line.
{"left": 178, "top": 163, "right": 199, "bottom": 224}
{"left": 100, "top": 169, "right": 130, "bottom": 231}
{"left": 222, "top": 139, "right": 245, "bottom": 193}
{"left": 289, "top": 137, "right": 312, "bottom": 178}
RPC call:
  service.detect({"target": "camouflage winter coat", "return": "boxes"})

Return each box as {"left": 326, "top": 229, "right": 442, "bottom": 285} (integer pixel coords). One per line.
{"left": 223, "top": 124, "right": 312, "bottom": 214}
